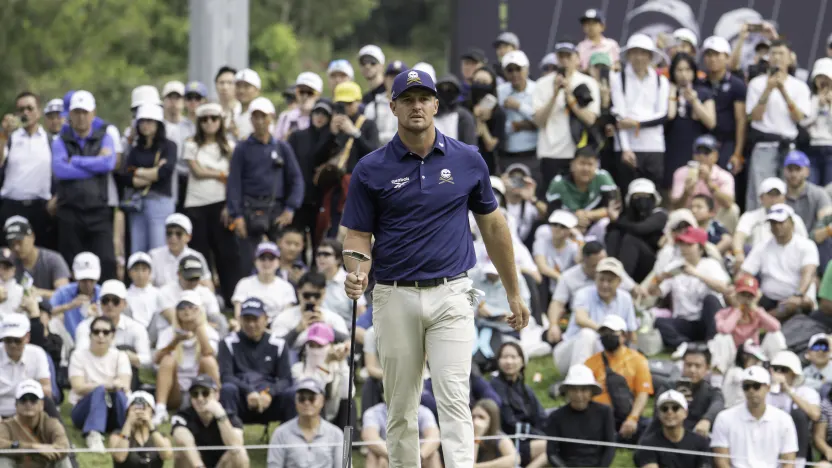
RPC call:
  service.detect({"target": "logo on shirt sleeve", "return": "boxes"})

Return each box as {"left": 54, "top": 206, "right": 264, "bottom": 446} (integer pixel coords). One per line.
{"left": 439, "top": 168, "right": 454, "bottom": 184}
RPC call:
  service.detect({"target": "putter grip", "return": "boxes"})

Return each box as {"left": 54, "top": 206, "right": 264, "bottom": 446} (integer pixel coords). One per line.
{"left": 342, "top": 426, "right": 353, "bottom": 468}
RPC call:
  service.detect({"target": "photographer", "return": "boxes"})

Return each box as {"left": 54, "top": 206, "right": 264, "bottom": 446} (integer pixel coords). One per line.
{"left": 109, "top": 391, "right": 173, "bottom": 468}
{"left": 270, "top": 272, "right": 349, "bottom": 350}
{"left": 226, "top": 96, "right": 305, "bottom": 276}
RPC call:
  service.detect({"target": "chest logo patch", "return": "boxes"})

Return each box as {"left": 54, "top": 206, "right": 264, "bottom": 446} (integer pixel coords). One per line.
{"left": 391, "top": 177, "right": 410, "bottom": 189}
{"left": 439, "top": 168, "right": 454, "bottom": 184}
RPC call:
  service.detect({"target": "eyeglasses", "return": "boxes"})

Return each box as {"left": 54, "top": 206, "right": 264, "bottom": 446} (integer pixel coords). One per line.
{"left": 316, "top": 251, "right": 334, "bottom": 258}
{"left": 2, "top": 338, "right": 22, "bottom": 345}
{"left": 302, "top": 292, "right": 322, "bottom": 300}
{"left": 811, "top": 344, "right": 830, "bottom": 352}
{"left": 660, "top": 404, "right": 682, "bottom": 413}
{"left": 198, "top": 116, "right": 220, "bottom": 123}
{"left": 771, "top": 365, "right": 791, "bottom": 374}
{"left": 101, "top": 296, "right": 121, "bottom": 306}
{"left": 742, "top": 382, "right": 763, "bottom": 392}
{"left": 166, "top": 230, "right": 185, "bottom": 238}
{"left": 91, "top": 329, "right": 114, "bottom": 337}
{"left": 189, "top": 389, "right": 211, "bottom": 399}
{"left": 16, "top": 106, "right": 34, "bottom": 113}
{"left": 17, "top": 395, "right": 39, "bottom": 404}
{"left": 296, "top": 392, "right": 316, "bottom": 403}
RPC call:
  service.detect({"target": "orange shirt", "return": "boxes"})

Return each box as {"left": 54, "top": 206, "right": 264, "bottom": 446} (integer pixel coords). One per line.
{"left": 585, "top": 347, "right": 654, "bottom": 405}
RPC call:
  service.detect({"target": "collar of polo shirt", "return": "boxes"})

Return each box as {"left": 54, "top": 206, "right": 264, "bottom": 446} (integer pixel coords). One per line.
{"left": 391, "top": 129, "right": 447, "bottom": 160}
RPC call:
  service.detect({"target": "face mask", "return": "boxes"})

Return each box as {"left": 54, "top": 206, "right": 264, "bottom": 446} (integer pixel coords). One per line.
{"left": 470, "top": 83, "right": 492, "bottom": 105}
{"left": 437, "top": 89, "right": 459, "bottom": 113}
{"left": 600, "top": 334, "right": 621, "bottom": 353}
{"left": 305, "top": 346, "right": 329, "bottom": 370}
{"left": 630, "top": 197, "right": 655, "bottom": 218}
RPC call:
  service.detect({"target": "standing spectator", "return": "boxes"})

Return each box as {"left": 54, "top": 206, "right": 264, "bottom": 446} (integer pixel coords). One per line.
{"left": 227, "top": 97, "right": 304, "bottom": 275}
{"left": 610, "top": 34, "right": 671, "bottom": 191}
{"left": 672, "top": 29, "right": 699, "bottom": 57}
{"left": 805, "top": 58, "right": 832, "bottom": 186}
{"left": 109, "top": 391, "right": 173, "bottom": 468}
{"left": 183, "top": 81, "right": 207, "bottom": 123}
{"left": 576, "top": 9, "right": 620, "bottom": 70}
{"left": 182, "top": 102, "right": 240, "bottom": 304}
{"left": 634, "top": 390, "right": 712, "bottom": 468}
{"left": 745, "top": 39, "right": 812, "bottom": 211}
{"left": 43, "top": 98, "right": 65, "bottom": 140}
{"left": 326, "top": 60, "right": 354, "bottom": 92}
{"left": 532, "top": 42, "right": 601, "bottom": 183}
{"left": 51, "top": 90, "right": 118, "bottom": 280}
{"left": 161, "top": 81, "right": 194, "bottom": 213}
{"left": 0, "top": 380, "right": 70, "bottom": 468}
{"left": 539, "top": 53, "right": 559, "bottom": 76}
{"left": 7, "top": 217, "right": 70, "bottom": 298}
{"left": 231, "top": 242, "right": 297, "bottom": 326}
{"left": 711, "top": 366, "right": 799, "bottom": 468}
{"left": 214, "top": 66, "right": 241, "bottom": 131}
{"left": 273, "top": 72, "right": 323, "bottom": 141}
{"left": 502, "top": 164, "right": 545, "bottom": 243}
{"left": 498, "top": 51, "right": 538, "bottom": 172}
{"left": 315, "top": 239, "right": 365, "bottom": 326}
{"left": 492, "top": 32, "right": 520, "bottom": 82}
{"left": 149, "top": 213, "right": 212, "bottom": 290}
{"left": 232, "top": 69, "right": 264, "bottom": 141}
{"left": 124, "top": 104, "right": 177, "bottom": 253}
{"left": 49, "top": 252, "right": 101, "bottom": 342}
{"left": 702, "top": 36, "right": 748, "bottom": 169}
{"left": 365, "top": 61, "right": 407, "bottom": 145}
{"left": 460, "top": 49, "right": 489, "bottom": 99}
{"left": 358, "top": 45, "right": 386, "bottom": 105}
{"left": 434, "top": 75, "right": 478, "bottom": 146}
{"left": 0, "top": 91, "right": 55, "bottom": 250}
{"left": 267, "top": 378, "right": 343, "bottom": 468}
{"left": 471, "top": 399, "right": 516, "bottom": 467}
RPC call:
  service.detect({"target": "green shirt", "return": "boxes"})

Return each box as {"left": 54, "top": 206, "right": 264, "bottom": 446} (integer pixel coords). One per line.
{"left": 545, "top": 169, "right": 617, "bottom": 212}
{"left": 819, "top": 259, "right": 832, "bottom": 301}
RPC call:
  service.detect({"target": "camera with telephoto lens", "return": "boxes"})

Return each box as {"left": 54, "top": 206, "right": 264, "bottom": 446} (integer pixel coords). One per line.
{"left": 571, "top": 83, "right": 594, "bottom": 108}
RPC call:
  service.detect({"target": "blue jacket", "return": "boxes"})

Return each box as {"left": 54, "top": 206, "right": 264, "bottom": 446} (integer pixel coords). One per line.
{"left": 218, "top": 331, "right": 293, "bottom": 397}
{"left": 52, "top": 121, "right": 116, "bottom": 210}
{"left": 49, "top": 283, "right": 101, "bottom": 340}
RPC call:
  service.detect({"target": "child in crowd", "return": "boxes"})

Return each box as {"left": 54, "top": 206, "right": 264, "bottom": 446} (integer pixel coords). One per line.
{"left": 533, "top": 210, "right": 580, "bottom": 295}
{"left": 804, "top": 333, "right": 832, "bottom": 392}
{"left": 691, "top": 194, "right": 732, "bottom": 254}
{"left": 276, "top": 227, "right": 307, "bottom": 285}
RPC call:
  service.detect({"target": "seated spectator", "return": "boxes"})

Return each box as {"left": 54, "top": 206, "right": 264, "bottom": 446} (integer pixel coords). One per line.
{"left": 0, "top": 380, "right": 70, "bottom": 468}
{"left": 152, "top": 292, "right": 220, "bottom": 426}
{"left": 814, "top": 390, "right": 832, "bottom": 468}
{"left": 0, "top": 248, "right": 23, "bottom": 315}
{"left": 670, "top": 135, "right": 739, "bottom": 231}
{"left": 783, "top": 150, "right": 832, "bottom": 233}
{"left": 276, "top": 227, "right": 307, "bottom": 285}
{"left": 649, "top": 226, "right": 730, "bottom": 352}
{"left": 739, "top": 203, "right": 819, "bottom": 321}
{"left": 50, "top": 251, "right": 101, "bottom": 344}
{"left": 720, "top": 340, "right": 770, "bottom": 407}
{"left": 219, "top": 298, "right": 295, "bottom": 426}
{"left": 171, "top": 375, "right": 249, "bottom": 468}
{"left": 109, "top": 391, "right": 173, "bottom": 468}
{"left": 157, "top": 256, "right": 227, "bottom": 339}
{"left": 271, "top": 272, "right": 348, "bottom": 349}
{"left": 422, "top": 368, "right": 502, "bottom": 420}
{"left": 554, "top": 257, "right": 637, "bottom": 374}
{"left": 585, "top": 315, "right": 654, "bottom": 443}
{"left": 804, "top": 333, "right": 832, "bottom": 392}
{"left": 471, "top": 399, "right": 516, "bottom": 468}
{"left": 268, "top": 378, "right": 343, "bottom": 468}
{"left": 490, "top": 342, "right": 547, "bottom": 467}
{"left": 533, "top": 210, "right": 579, "bottom": 296}
{"left": 316, "top": 239, "right": 366, "bottom": 327}
{"left": 634, "top": 389, "right": 712, "bottom": 468}
{"left": 290, "top": 323, "right": 350, "bottom": 427}
{"left": 710, "top": 275, "right": 786, "bottom": 376}
{"left": 69, "top": 316, "right": 132, "bottom": 453}
{"left": 605, "top": 178, "right": 668, "bottom": 282}
{"left": 646, "top": 345, "right": 724, "bottom": 437}
{"left": 149, "top": 213, "right": 212, "bottom": 290}
{"left": 544, "top": 364, "right": 615, "bottom": 467}
{"left": 231, "top": 242, "right": 296, "bottom": 328}
{"left": 652, "top": 208, "right": 723, "bottom": 276}
{"left": 6, "top": 217, "right": 70, "bottom": 299}
{"left": 472, "top": 260, "right": 530, "bottom": 321}
{"left": 0, "top": 314, "right": 55, "bottom": 419}
{"left": 691, "top": 194, "right": 732, "bottom": 254}
{"left": 711, "top": 366, "right": 799, "bottom": 468}
{"left": 770, "top": 351, "right": 822, "bottom": 467}
{"left": 502, "top": 163, "right": 545, "bottom": 244}
{"left": 362, "top": 396, "right": 441, "bottom": 468}
{"left": 125, "top": 252, "right": 164, "bottom": 332}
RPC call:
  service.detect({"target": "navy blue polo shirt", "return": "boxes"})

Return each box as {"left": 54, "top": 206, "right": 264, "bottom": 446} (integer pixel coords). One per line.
{"left": 341, "top": 129, "right": 498, "bottom": 281}
{"left": 708, "top": 72, "right": 747, "bottom": 142}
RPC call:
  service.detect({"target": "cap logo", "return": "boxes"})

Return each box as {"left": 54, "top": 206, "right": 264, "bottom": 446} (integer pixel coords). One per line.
{"left": 406, "top": 71, "right": 421, "bottom": 85}
{"left": 394, "top": 61, "right": 402, "bottom": 68}
{"left": 242, "top": 300, "right": 261, "bottom": 309}
{"left": 586, "top": 9, "right": 597, "bottom": 17}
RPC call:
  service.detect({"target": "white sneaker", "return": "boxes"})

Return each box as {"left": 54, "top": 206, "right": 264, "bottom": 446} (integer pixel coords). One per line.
{"left": 85, "top": 431, "right": 105, "bottom": 454}
{"left": 152, "top": 405, "right": 169, "bottom": 427}
{"left": 671, "top": 342, "right": 689, "bottom": 360}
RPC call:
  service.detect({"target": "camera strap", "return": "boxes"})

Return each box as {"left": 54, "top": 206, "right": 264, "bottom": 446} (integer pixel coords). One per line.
{"left": 336, "top": 115, "right": 366, "bottom": 170}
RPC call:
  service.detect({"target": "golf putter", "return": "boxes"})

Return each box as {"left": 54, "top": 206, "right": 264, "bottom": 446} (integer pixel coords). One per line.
{"left": 341, "top": 249, "right": 371, "bottom": 468}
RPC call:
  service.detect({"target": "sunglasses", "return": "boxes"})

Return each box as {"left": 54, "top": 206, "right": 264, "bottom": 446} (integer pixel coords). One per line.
{"left": 296, "top": 392, "right": 317, "bottom": 403}
{"left": 771, "top": 365, "right": 791, "bottom": 374}
{"left": 166, "top": 230, "right": 185, "bottom": 238}
{"left": 91, "top": 329, "right": 114, "bottom": 337}
{"left": 297, "top": 88, "right": 315, "bottom": 97}
{"left": 101, "top": 296, "right": 121, "bottom": 306}
{"left": 189, "top": 389, "right": 211, "bottom": 399}
{"left": 316, "top": 251, "right": 334, "bottom": 258}
{"left": 505, "top": 66, "right": 522, "bottom": 73}
{"left": 811, "top": 344, "right": 830, "bottom": 352}
{"left": 742, "top": 382, "right": 762, "bottom": 392}
{"left": 16, "top": 106, "right": 34, "bottom": 113}
{"left": 302, "top": 292, "right": 322, "bottom": 300}
{"left": 257, "top": 254, "right": 278, "bottom": 261}
{"left": 660, "top": 404, "right": 682, "bottom": 413}
{"left": 2, "top": 337, "right": 22, "bottom": 345}
{"left": 185, "top": 94, "right": 204, "bottom": 102}
{"left": 198, "top": 116, "right": 220, "bottom": 124}
{"left": 17, "top": 394, "right": 39, "bottom": 404}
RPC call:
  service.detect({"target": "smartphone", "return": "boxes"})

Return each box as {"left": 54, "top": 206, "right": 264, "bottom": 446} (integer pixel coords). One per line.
{"left": 687, "top": 160, "right": 700, "bottom": 181}
{"left": 477, "top": 94, "right": 498, "bottom": 112}
{"left": 747, "top": 23, "right": 765, "bottom": 33}
{"left": 676, "top": 378, "right": 694, "bottom": 398}
{"left": 510, "top": 176, "right": 525, "bottom": 189}
{"left": 612, "top": 187, "right": 622, "bottom": 204}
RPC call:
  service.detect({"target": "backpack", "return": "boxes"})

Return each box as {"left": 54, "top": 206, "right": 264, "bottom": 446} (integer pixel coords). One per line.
{"left": 782, "top": 314, "right": 830, "bottom": 355}
{"left": 602, "top": 352, "right": 635, "bottom": 425}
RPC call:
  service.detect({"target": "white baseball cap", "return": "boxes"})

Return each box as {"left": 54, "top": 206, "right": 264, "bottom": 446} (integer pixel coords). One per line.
{"left": 766, "top": 203, "right": 796, "bottom": 223}
{"left": 809, "top": 333, "right": 830, "bottom": 349}
{"left": 69, "top": 91, "right": 96, "bottom": 112}
{"left": 178, "top": 290, "right": 203, "bottom": 308}
{"left": 165, "top": 213, "right": 193, "bottom": 236}
{"left": 131, "top": 85, "right": 162, "bottom": 108}
{"left": 135, "top": 104, "right": 164, "bottom": 123}
{"left": 127, "top": 252, "right": 153, "bottom": 270}
{"left": 327, "top": 60, "right": 355, "bottom": 79}
{"left": 548, "top": 210, "right": 578, "bottom": 229}
{"left": 100, "top": 279, "right": 127, "bottom": 300}
{"left": 673, "top": 28, "right": 699, "bottom": 47}
{"left": 127, "top": 390, "right": 156, "bottom": 410}
{"left": 295, "top": 72, "right": 323, "bottom": 93}
{"left": 235, "top": 68, "right": 262, "bottom": 90}
{"left": 702, "top": 36, "right": 731, "bottom": 55}
{"left": 656, "top": 389, "right": 688, "bottom": 411}
{"left": 501, "top": 50, "right": 530, "bottom": 69}
{"left": 358, "top": 45, "right": 386, "bottom": 65}
{"left": 489, "top": 176, "right": 506, "bottom": 197}
{"left": 44, "top": 98, "right": 64, "bottom": 115}
{"left": 162, "top": 81, "right": 185, "bottom": 98}
{"left": 626, "top": 178, "right": 662, "bottom": 205}
{"left": 596, "top": 257, "right": 625, "bottom": 279}
{"left": 0, "top": 313, "right": 30, "bottom": 339}
{"left": 72, "top": 252, "right": 101, "bottom": 281}
{"left": 249, "top": 97, "right": 276, "bottom": 116}
{"left": 742, "top": 365, "right": 772, "bottom": 385}
{"left": 757, "top": 177, "right": 787, "bottom": 196}
{"left": 412, "top": 62, "right": 437, "bottom": 82}
{"left": 15, "top": 380, "right": 44, "bottom": 400}
{"left": 598, "top": 314, "right": 627, "bottom": 332}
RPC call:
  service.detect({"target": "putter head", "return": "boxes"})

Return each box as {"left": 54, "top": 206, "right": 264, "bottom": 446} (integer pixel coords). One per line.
{"left": 343, "top": 250, "right": 371, "bottom": 264}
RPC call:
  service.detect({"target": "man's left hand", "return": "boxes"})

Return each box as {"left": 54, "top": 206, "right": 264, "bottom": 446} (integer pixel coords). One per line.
{"left": 503, "top": 97, "right": 521, "bottom": 111}
{"left": 275, "top": 210, "right": 294, "bottom": 227}
{"left": 693, "top": 419, "right": 711, "bottom": 437}
{"left": 506, "top": 296, "right": 530, "bottom": 330}
{"left": 258, "top": 393, "right": 272, "bottom": 413}
{"left": 619, "top": 419, "right": 638, "bottom": 438}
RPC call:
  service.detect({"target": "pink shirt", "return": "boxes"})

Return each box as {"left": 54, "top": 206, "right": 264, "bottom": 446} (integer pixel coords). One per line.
{"left": 715, "top": 306, "right": 781, "bottom": 347}
{"left": 577, "top": 37, "right": 620, "bottom": 70}
{"left": 273, "top": 108, "right": 310, "bottom": 141}
{"left": 670, "top": 164, "right": 736, "bottom": 206}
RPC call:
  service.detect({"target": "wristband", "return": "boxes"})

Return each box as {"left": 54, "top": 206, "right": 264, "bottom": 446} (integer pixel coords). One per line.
{"left": 626, "top": 415, "right": 639, "bottom": 423}
{"left": 215, "top": 414, "right": 228, "bottom": 423}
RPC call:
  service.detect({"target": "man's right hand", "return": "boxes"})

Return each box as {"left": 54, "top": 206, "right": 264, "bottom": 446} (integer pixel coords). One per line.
{"left": 0, "top": 114, "right": 18, "bottom": 137}
{"left": 546, "top": 326, "right": 561, "bottom": 344}
{"left": 233, "top": 217, "right": 247, "bottom": 239}
{"left": 621, "top": 150, "right": 637, "bottom": 168}
{"left": 246, "top": 392, "right": 261, "bottom": 411}
{"left": 71, "top": 294, "right": 91, "bottom": 309}
{"left": 204, "top": 400, "right": 226, "bottom": 419}
{"left": 297, "top": 309, "right": 322, "bottom": 332}
{"left": 345, "top": 271, "right": 368, "bottom": 300}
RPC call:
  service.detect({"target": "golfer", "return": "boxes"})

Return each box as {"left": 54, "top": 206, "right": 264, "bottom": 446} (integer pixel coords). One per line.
{"left": 341, "top": 69, "right": 529, "bottom": 468}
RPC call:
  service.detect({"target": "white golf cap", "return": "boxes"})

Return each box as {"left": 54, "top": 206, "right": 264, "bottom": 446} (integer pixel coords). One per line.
{"left": 703, "top": 36, "right": 731, "bottom": 55}
{"left": 44, "top": 98, "right": 64, "bottom": 115}
{"left": 127, "top": 390, "right": 156, "bottom": 410}
{"left": 15, "top": 380, "right": 44, "bottom": 400}
{"left": 673, "top": 28, "right": 699, "bottom": 47}
{"left": 135, "top": 104, "right": 164, "bottom": 123}
{"left": 489, "top": 176, "right": 506, "bottom": 197}
{"left": 69, "top": 90, "right": 96, "bottom": 112}
{"left": 656, "top": 389, "right": 688, "bottom": 410}
{"left": 127, "top": 252, "right": 152, "bottom": 270}
{"left": 327, "top": 60, "right": 355, "bottom": 79}
{"left": 742, "top": 365, "right": 772, "bottom": 385}
{"left": 235, "top": 68, "right": 262, "bottom": 90}
{"left": 131, "top": 85, "right": 162, "bottom": 108}
{"left": 100, "top": 279, "right": 127, "bottom": 300}
{"left": 626, "top": 177, "right": 662, "bottom": 205}
{"left": 757, "top": 177, "right": 787, "bottom": 196}
{"left": 358, "top": 45, "right": 386, "bottom": 65}
{"left": 771, "top": 350, "right": 803, "bottom": 375}
{"left": 165, "top": 213, "right": 193, "bottom": 235}
{"left": 0, "top": 313, "right": 30, "bottom": 339}
{"left": 766, "top": 203, "right": 795, "bottom": 223}
{"left": 162, "top": 81, "right": 185, "bottom": 98}
{"left": 196, "top": 103, "right": 223, "bottom": 118}
{"left": 809, "top": 333, "right": 830, "bottom": 349}
{"left": 598, "top": 314, "right": 627, "bottom": 332}
{"left": 249, "top": 97, "right": 276, "bottom": 116}
{"left": 295, "top": 72, "right": 323, "bottom": 93}
{"left": 596, "top": 257, "right": 625, "bottom": 279}
{"left": 178, "top": 289, "right": 203, "bottom": 308}
{"left": 412, "top": 62, "right": 437, "bottom": 82}
{"left": 560, "top": 364, "right": 603, "bottom": 396}
{"left": 72, "top": 252, "right": 101, "bottom": 281}
{"left": 501, "top": 50, "right": 530, "bottom": 69}
{"left": 548, "top": 209, "right": 578, "bottom": 229}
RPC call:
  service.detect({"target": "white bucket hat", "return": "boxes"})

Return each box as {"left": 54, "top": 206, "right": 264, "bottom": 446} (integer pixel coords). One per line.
{"left": 812, "top": 58, "right": 832, "bottom": 80}
{"left": 622, "top": 33, "right": 668, "bottom": 65}
{"left": 560, "top": 364, "right": 603, "bottom": 396}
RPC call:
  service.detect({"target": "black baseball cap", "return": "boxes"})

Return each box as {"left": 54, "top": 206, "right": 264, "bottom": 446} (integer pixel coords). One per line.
{"left": 189, "top": 374, "right": 218, "bottom": 392}
{"left": 4, "top": 219, "right": 32, "bottom": 242}
{"left": 580, "top": 8, "right": 605, "bottom": 23}
{"left": 0, "top": 248, "right": 13, "bottom": 266}
{"left": 178, "top": 255, "right": 203, "bottom": 280}
{"left": 461, "top": 48, "right": 488, "bottom": 64}
{"left": 240, "top": 297, "right": 266, "bottom": 317}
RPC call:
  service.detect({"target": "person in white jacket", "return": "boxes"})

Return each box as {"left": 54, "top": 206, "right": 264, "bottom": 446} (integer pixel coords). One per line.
{"left": 364, "top": 61, "right": 407, "bottom": 144}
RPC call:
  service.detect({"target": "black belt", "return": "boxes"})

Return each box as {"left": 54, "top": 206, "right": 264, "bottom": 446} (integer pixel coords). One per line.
{"left": 377, "top": 272, "right": 467, "bottom": 288}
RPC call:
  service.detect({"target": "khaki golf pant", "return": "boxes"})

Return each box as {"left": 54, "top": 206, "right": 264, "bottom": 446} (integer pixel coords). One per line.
{"left": 372, "top": 277, "right": 477, "bottom": 468}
